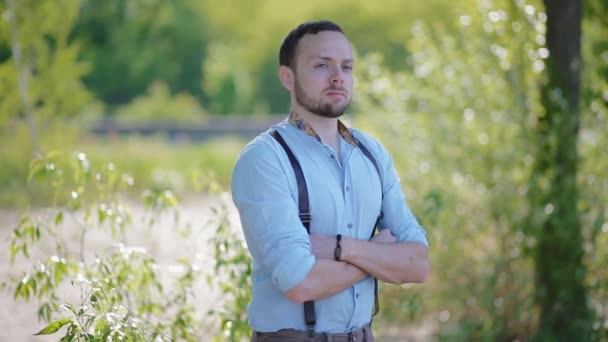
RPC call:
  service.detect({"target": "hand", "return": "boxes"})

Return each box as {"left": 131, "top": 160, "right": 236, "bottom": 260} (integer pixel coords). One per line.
{"left": 371, "top": 228, "right": 397, "bottom": 244}
{"left": 310, "top": 234, "right": 338, "bottom": 260}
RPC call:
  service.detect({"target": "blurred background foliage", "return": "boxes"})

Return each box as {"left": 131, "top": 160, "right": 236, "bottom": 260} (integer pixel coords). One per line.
{"left": 0, "top": 0, "right": 607, "bottom": 340}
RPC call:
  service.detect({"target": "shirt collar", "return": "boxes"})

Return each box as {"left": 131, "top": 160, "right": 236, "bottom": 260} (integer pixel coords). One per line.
{"left": 288, "top": 110, "right": 359, "bottom": 146}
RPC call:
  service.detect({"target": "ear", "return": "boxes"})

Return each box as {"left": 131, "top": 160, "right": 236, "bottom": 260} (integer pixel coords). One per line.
{"left": 279, "top": 65, "right": 295, "bottom": 92}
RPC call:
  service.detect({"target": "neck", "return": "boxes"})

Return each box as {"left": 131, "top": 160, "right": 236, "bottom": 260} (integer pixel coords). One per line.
{"left": 291, "top": 104, "right": 339, "bottom": 146}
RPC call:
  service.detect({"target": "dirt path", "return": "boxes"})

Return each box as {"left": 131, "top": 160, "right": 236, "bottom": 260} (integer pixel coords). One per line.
{"left": 0, "top": 195, "right": 239, "bottom": 341}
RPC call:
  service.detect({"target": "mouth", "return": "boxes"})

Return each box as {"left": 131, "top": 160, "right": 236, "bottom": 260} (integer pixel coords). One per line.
{"left": 325, "top": 91, "right": 347, "bottom": 98}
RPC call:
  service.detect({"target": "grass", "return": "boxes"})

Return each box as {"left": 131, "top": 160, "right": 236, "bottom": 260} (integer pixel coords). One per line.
{"left": 0, "top": 120, "right": 245, "bottom": 208}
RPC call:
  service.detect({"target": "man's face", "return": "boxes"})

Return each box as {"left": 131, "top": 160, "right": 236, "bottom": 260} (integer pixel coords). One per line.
{"left": 292, "top": 31, "right": 354, "bottom": 118}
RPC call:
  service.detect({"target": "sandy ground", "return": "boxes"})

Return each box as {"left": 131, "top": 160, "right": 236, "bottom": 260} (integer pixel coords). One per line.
{"left": 0, "top": 195, "right": 434, "bottom": 341}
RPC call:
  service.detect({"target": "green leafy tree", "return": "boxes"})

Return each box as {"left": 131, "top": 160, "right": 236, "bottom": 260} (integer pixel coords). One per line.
{"left": 70, "top": 0, "right": 468, "bottom": 115}
{"left": 580, "top": 0, "right": 608, "bottom": 337}
{"left": 355, "top": 0, "right": 599, "bottom": 338}
{"left": 527, "top": 0, "right": 600, "bottom": 339}
{"left": 354, "top": 0, "right": 607, "bottom": 339}
{"left": 73, "top": 0, "right": 209, "bottom": 106}
{"left": 213, "top": 0, "right": 462, "bottom": 115}
{"left": 115, "top": 81, "right": 207, "bottom": 125}
{"left": 0, "top": 0, "right": 91, "bottom": 152}
{"left": 202, "top": 43, "right": 254, "bottom": 115}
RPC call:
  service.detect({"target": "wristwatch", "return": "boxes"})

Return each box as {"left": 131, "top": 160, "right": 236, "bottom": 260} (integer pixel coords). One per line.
{"left": 334, "top": 234, "right": 342, "bottom": 261}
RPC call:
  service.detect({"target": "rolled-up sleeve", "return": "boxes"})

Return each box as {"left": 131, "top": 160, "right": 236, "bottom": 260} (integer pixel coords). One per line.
{"left": 381, "top": 167, "right": 429, "bottom": 246}
{"left": 231, "top": 140, "right": 316, "bottom": 292}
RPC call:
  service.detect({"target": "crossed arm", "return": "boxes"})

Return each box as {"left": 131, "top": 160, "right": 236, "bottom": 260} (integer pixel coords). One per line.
{"left": 284, "top": 229, "right": 429, "bottom": 303}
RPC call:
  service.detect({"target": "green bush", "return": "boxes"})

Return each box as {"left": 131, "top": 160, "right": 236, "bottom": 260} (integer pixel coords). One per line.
{"left": 3, "top": 151, "right": 251, "bottom": 341}
{"left": 354, "top": 0, "right": 607, "bottom": 339}
{"left": 0, "top": 121, "right": 81, "bottom": 207}
{"left": 114, "top": 82, "right": 207, "bottom": 126}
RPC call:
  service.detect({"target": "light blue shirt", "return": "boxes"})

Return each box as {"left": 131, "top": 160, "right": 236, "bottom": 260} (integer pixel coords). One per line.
{"left": 231, "top": 117, "right": 428, "bottom": 334}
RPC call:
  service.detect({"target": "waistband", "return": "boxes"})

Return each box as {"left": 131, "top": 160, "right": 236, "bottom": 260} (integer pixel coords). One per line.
{"left": 253, "top": 324, "right": 373, "bottom": 342}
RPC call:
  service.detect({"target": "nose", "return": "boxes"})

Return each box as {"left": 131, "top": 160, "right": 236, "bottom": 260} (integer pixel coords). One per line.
{"left": 330, "top": 66, "right": 344, "bottom": 86}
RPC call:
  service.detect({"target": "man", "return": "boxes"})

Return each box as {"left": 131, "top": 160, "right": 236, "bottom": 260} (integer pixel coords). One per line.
{"left": 231, "top": 20, "right": 429, "bottom": 341}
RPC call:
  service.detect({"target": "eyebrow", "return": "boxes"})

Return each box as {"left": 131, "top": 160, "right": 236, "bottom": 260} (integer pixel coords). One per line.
{"left": 315, "top": 56, "right": 354, "bottom": 63}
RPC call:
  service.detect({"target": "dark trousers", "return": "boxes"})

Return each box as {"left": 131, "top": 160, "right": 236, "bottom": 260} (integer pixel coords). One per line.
{"left": 251, "top": 324, "right": 374, "bottom": 342}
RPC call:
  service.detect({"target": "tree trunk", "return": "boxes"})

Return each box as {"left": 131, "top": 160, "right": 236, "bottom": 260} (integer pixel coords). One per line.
{"left": 532, "top": 0, "right": 591, "bottom": 340}
{"left": 5, "top": 0, "right": 40, "bottom": 155}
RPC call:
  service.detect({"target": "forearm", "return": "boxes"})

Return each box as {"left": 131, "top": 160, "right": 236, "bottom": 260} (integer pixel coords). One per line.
{"left": 284, "top": 259, "right": 368, "bottom": 303}
{"left": 341, "top": 239, "right": 429, "bottom": 284}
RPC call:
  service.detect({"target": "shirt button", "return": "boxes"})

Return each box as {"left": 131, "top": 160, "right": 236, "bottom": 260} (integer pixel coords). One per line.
{"left": 330, "top": 154, "right": 336, "bottom": 159}
{"left": 347, "top": 223, "right": 353, "bottom": 229}
{"left": 345, "top": 186, "right": 350, "bottom": 191}
{"left": 356, "top": 293, "right": 360, "bottom": 299}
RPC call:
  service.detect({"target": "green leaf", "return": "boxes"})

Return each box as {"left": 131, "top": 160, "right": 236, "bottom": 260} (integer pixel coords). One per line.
{"left": 18, "top": 216, "right": 30, "bottom": 227}
{"left": 55, "top": 211, "right": 64, "bottom": 225}
{"left": 9, "top": 244, "right": 21, "bottom": 264}
{"left": 33, "top": 318, "right": 72, "bottom": 335}
{"left": 15, "top": 280, "right": 28, "bottom": 300}
{"left": 59, "top": 333, "right": 75, "bottom": 342}
{"left": 26, "top": 225, "right": 35, "bottom": 240}
{"left": 27, "top": 162, "right": 46, "bottom": 182}
{"left": 98, "top": 208, "right": 107, "bottom": 223}
{"left": 54, "top": 262, "right": 67, "bottom": 286}
{"left": 94, "top": 318, "right": 108, "bottom": 333}
{"left": 38, "top": 302, "right": 52, "bottom": 322}
{"left": 84, "top": 333, "right": 98, "bottom": 341}
{"left": 45, "top": 150, "right": 63, "bottom": 160}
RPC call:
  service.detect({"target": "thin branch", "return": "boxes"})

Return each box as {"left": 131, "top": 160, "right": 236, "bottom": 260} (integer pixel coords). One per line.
{"left": 5, "top": 0, "right": 40, "bottom": 155}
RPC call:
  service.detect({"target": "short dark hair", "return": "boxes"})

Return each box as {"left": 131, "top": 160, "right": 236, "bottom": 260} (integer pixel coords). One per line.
{"left": 279, "top": 20, "right": 344, "bottom": 68}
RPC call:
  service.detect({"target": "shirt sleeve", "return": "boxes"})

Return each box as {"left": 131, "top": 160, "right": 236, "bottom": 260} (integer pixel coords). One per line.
{"left": 364, "top": 135, "right": 429, "bottom": 247}
{"left": 231, "top": 138, "right": 316, "bottom": 292}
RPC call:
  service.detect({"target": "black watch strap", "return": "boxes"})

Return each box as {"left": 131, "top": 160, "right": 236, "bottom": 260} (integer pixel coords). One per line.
{"left": 334, "top": 234, "right": 342, "bottom": 261}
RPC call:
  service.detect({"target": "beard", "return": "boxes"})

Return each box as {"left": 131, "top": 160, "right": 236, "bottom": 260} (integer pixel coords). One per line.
{"left": 294, "top": 78, "right": 351, "bottom": 119}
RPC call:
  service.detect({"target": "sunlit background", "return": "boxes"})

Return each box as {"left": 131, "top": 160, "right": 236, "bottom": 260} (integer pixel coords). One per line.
{"left": 1, "top": 0, "right": 607, "bottom": 341}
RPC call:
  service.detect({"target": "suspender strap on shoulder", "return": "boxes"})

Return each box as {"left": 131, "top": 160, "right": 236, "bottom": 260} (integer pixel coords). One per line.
{"left": 271, "top": 130, "right": 315, "bottom": 335}
{"left": 357, "top": 142, "right": 382, "bottom": 192}
{"left": 358, "top": 139, "right": 383, "bottom": 318}
{"left": 270, "top": 130, "right": 311, "bottom": 232}
{"left": 358, "top": 139, "right": 385, "bottom": 230}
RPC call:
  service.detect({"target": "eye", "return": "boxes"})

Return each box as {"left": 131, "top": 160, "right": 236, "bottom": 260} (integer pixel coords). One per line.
{"left": 342, "top": 65, "right": 353, "bottom": 71}
{"left": 316, "top": 63, "right": 328, "bottom": 69}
